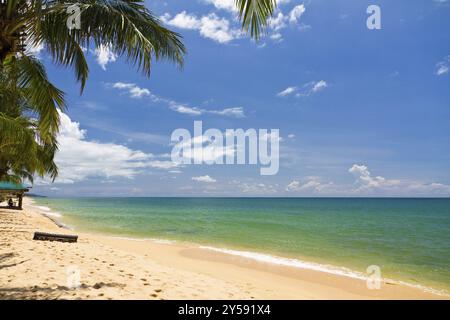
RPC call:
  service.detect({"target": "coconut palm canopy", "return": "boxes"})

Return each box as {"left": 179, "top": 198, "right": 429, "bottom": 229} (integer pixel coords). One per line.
{"left": 0, "top": 0, "right": 277, "bottom": 183}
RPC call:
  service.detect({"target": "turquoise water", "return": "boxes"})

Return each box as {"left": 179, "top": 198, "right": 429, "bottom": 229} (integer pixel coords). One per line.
{"left": 33, "top": 197, "right": 450, "bottom": 294}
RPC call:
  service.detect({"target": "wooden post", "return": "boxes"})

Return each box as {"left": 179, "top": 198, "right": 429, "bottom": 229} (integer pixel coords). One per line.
{"left": 18, "top": 194, "right": 23, "bottom": 210}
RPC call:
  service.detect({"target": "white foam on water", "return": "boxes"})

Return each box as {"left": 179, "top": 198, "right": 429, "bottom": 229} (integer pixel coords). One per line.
{"left": 199, "top": 245, "right": 450, "bottom": 297}
{"left": 31, "top": 204, "right": 62, "bottom": 218}
{"left": 35, "top": 205, "right": 51, "bottom": 212}
{"left": 199, "top": 246, "right": 367, "bottom": 280}
{"left": 109, "top": 236, "right": 176, "bottom": 245}
{"left": 42, "top": 211, "right": 62, "bottom": 218}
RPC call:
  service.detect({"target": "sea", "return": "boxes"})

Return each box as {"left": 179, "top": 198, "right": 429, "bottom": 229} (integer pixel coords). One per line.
{"left": 31, "top": 197, "right": 450, "bottom": 295}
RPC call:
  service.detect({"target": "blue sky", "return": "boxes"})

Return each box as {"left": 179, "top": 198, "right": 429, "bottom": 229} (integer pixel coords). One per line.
{"left": 34, "top": 0, "right": 450, "bottom": 197}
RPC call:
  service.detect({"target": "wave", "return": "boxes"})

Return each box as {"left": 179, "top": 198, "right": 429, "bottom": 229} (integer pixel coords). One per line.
{"left": 199, "top": 246, "right": 368, "bottom": 280}
{"left": 109, "top": 236, "right": 176, "bottom": 245}
{"left": 31, "top": 205, "right": 62, "bottom": 218}
{"left": 102, "top": 233, "right": 450, "bottom": 297}
{"left": 199, "top": 246, "right": 450, "bottom": 297}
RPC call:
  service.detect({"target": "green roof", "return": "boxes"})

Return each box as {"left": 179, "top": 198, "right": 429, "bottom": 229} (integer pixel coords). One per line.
{"left": 0, "top": 182, "right": 28, "bottom": 190}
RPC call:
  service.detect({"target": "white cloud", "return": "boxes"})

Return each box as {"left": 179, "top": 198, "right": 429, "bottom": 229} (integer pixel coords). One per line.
{"left": 52, "top": 112, "right": 178, "bottom": 184}
{"left": 277, "top": 80, "right": 328, "bottom": 98}
{"left": 203, "top": 0, "right": 293, "bottom": 13}
{"left": 202, "top": 0, "right": 236, "bottom": 12}
{"left": 286, "top": 180, "right": 301, "bottom": 191}
{"left": 286, "top": 177, "right": 334, "bottom": 193}
{"left": 173, "top": 134, "right": 235, "bottom": 164}
{"left": 238, "top": 182, "right": 278, "bottom": 194}
{"left": 94, "top": 44, "right": 117, "bottom": 70}
{"left": 268, "top": 12, "right": 287, "bottom": 31}
{"left": 165, "top": 2, "right": 305, "bottom": 45}
{"left": 209, "top": 107, "right": 245, "bottom": 118}
{"left": 170, "top": 104, "right": 203, "bottom": 116}
{"left": 311, "top": 80, "right": 328, "bottom": 93}
{"left": 289, "top": 4, "right": 306, "bottom": 24}
{"left": 192, "top": 175, "right": 217, "bottom": 183}
{"left": 267, "top": 4, "right": 307, "bottom": 42}
{"left": 162, "top": 11, "right": 240, "bottom": 43}
{"left": 110, "top": 82, "right": 245, "bottom": 117}
{"left": 349, "top": 164, "right": 450, "bottom": 196}
{"left": 287, "top": 134, "right": 295, "bottom": 139}
{"left": 112, "top": 82, "right": 150, "bottom": 98}
{"left": 270, "top": 33, "right": 283, "bottom": 41}
{"left": 435, "top": 55, "right": 450, "bottom": 76}
{"left": 284, "top": 165, "right": 450, "bottom": 196}
{"left": 277, "top": 86, "right": 297, "bottom": 97}
{"left": 295, "top": 80, "right": 328, "bottom": 97}
{"left": 349, "top": 164, "right": 401, "bottom": 189}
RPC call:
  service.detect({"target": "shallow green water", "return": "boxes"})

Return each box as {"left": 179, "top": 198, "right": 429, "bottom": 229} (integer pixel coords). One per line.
{"left": 33, "top": 197, "right": 450, "bottom": 293}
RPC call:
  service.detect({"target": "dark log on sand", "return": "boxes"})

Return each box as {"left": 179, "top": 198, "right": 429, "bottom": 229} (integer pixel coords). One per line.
{"left": 33, "top": 232, "right": 78, "bottom": 243}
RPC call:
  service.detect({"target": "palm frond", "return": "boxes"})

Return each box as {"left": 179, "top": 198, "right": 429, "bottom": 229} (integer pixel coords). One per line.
{"left": 235, "top": 0, "right": 277, "bottom": 40}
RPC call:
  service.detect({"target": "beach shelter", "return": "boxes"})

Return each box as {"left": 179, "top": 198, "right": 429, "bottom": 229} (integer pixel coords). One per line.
{"left": 0, "top": 182, "right": 29, "bottom": 210}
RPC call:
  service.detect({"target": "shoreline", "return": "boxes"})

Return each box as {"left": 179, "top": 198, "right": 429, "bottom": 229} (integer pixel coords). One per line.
{"left": 0, "top": 198, "right": 448, "bottom": 300}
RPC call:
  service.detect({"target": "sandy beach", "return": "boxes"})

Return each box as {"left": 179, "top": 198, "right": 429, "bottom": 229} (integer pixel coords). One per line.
{"left": 0, "top": 198, "right": 447, "bottom": 300}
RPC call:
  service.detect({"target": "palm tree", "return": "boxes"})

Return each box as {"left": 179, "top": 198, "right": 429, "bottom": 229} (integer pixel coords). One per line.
{"left": 0, "top": 0, "right": 277, "bottom": 183}
{"left": 0, "top": 56, "right": 59, "bottom": 183}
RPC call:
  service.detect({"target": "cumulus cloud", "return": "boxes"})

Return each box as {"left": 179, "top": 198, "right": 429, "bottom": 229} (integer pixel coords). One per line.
{"left": 94, "top": 44, "right": 117, "bottom": 70}
{"left": 202, "top": 0, "right": 236, "bottom": 12}
{"left": 51, "top": 112, "right": 178, "bottom": 184}
{"left": 349, "top": 164, "right": 401, "bottom": 189}
{"left": 192, "top": 175, "right": 217, "bottom": 183}
{"left": 162, "top": 11, "right": 240, "bottom": 43}
{"left": 267, "top": 4, "right": 307, "bottom": 41}
{"left": 349, "top": 164, "right": 450, "bottom": 196}
{"left": 284, "top": 165, "right": 450, "bottom": 196}
{"left": 165, "top": 2, "right": 304, "bottom": 44}
{"left": 269, "top": 12, "right": 287, "bottom": 31}
{"left": 289, "top": 4, "right": 306, "bottom": 24}
{"left": 109, "top": 82, "right": 245, "bottom": 118}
